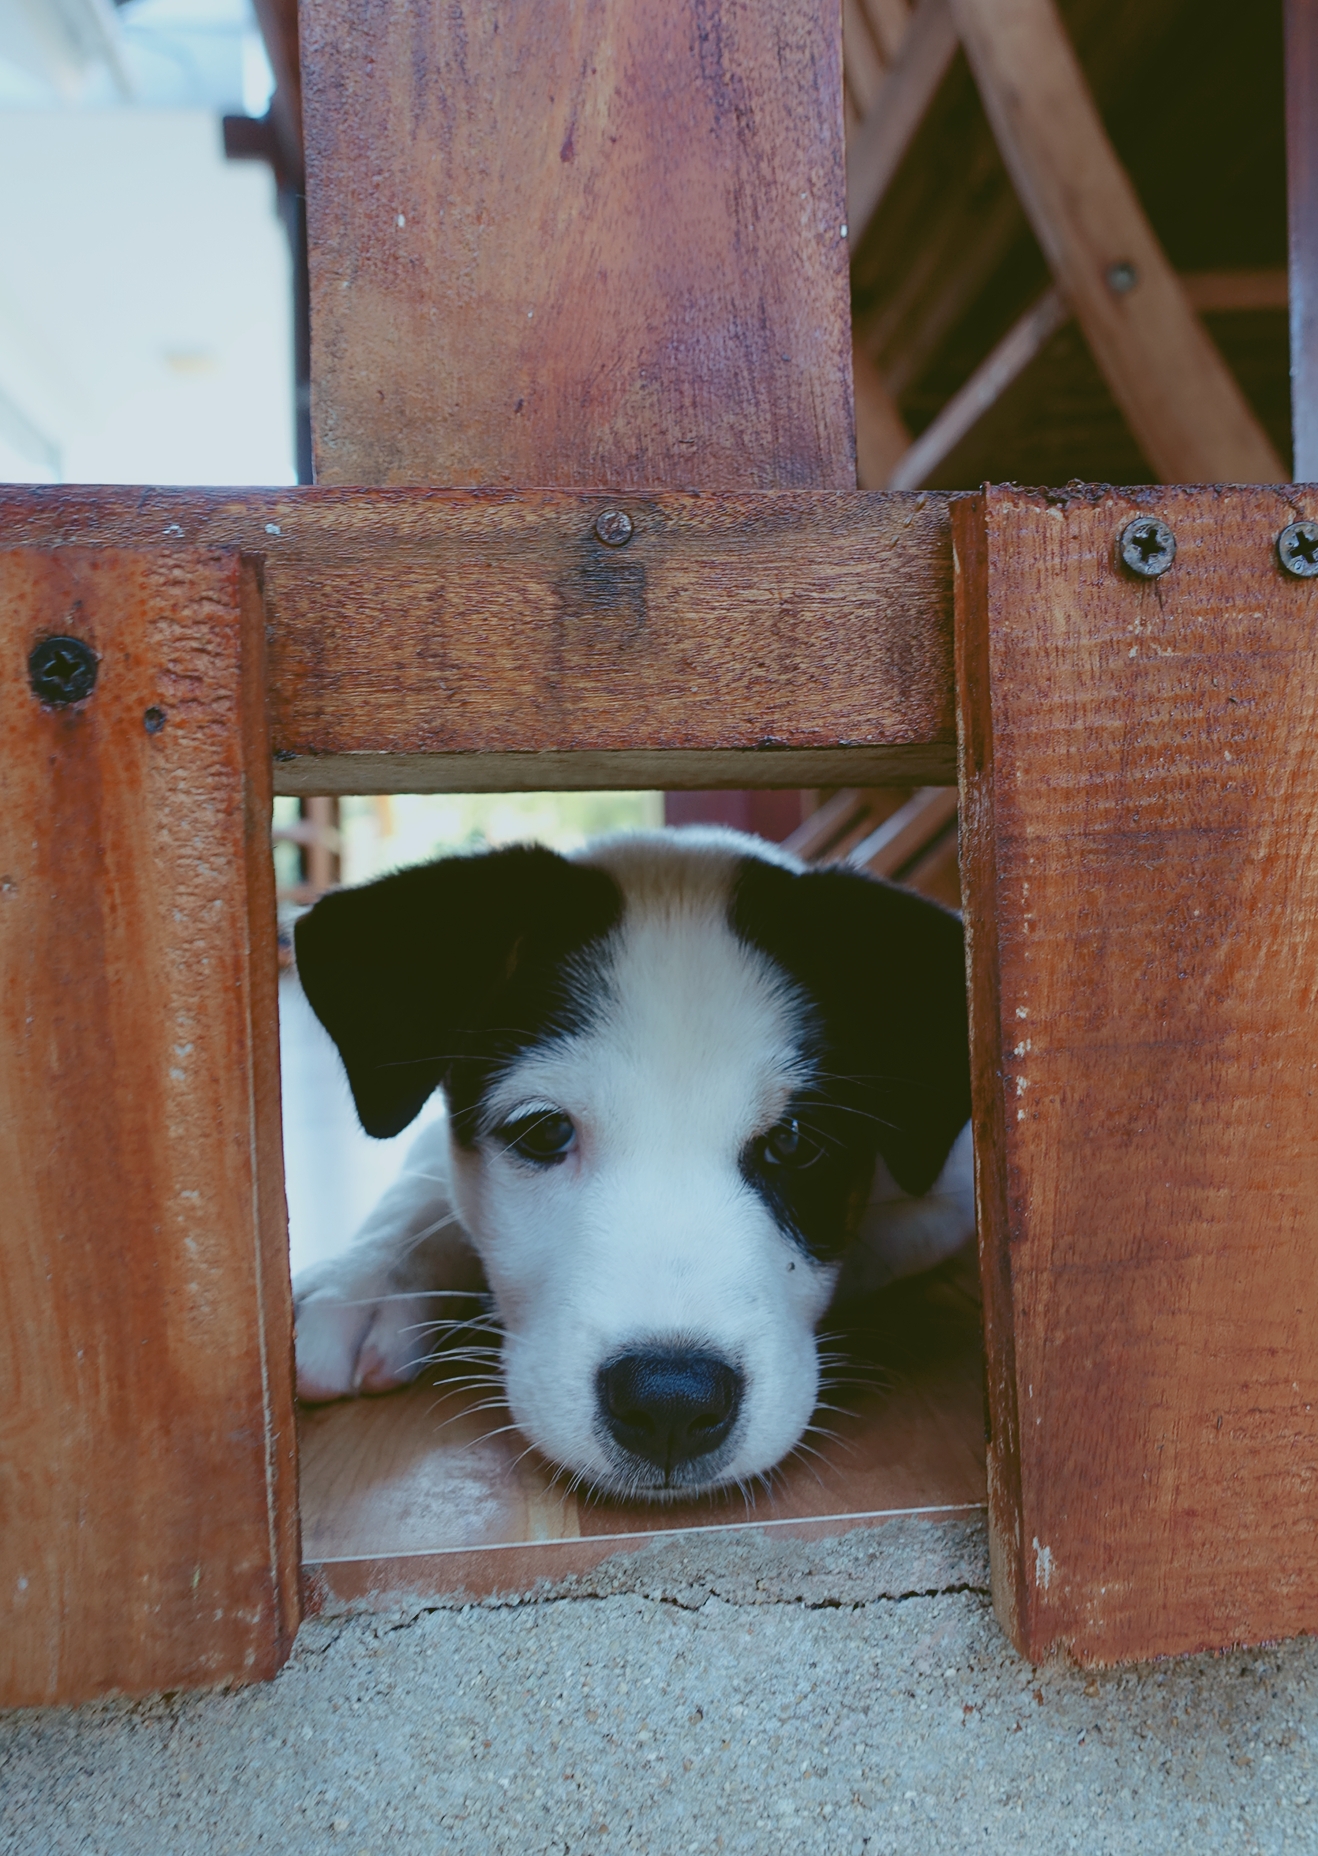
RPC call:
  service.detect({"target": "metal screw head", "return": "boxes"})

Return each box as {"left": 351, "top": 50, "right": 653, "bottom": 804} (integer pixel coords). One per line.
{"left": 144, "top": 705, "right": 167, "bottom": 734}
{"left": 593, "top": 509, "right": 634, "bottom": 547}
{"left": 1118, "top": 516, "right": 1176, "bottom": 578}
{"left": 1277, "top": 520, "right": 1318, "bottom": 577}
{"left": 28, "top": 635, "right": 99, "bottom": 705}
{"left": 1106, "top": 260, "right": 1139, "bottom": 295}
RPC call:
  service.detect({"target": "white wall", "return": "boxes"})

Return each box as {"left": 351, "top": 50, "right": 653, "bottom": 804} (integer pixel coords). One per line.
{"left": 0, "top": 0, "right": 293, "bottom": 485}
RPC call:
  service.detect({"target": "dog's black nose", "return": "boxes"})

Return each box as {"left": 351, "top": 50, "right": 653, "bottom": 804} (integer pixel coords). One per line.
{"left": 598, "top": 1348, "right": 743, "bottom": 1469}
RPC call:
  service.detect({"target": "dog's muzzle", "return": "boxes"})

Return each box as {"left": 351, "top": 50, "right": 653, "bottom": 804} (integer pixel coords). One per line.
{"left": 597, "top": 1346, "right": 742, "bottom": 1475}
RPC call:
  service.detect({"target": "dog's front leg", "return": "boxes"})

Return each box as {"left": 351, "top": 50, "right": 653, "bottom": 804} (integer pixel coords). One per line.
{"left": 292, "top": 1117, "right": 486, "bottom": 1401}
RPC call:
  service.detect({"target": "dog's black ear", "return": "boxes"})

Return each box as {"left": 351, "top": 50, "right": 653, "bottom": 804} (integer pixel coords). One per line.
{"left": 731, "top": 858, "right": 971, "bottom": 1198}
{"left": 293, "top": 845, "right": 622, "bottom": 1138}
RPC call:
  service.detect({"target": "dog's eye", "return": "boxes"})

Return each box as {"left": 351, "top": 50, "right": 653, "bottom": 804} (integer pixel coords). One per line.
{"left": 759, "top": 1117, "right": 824, "bottom": 1169}
{"left": 497, "top": 1108, "right": 577, "bottom": 1165}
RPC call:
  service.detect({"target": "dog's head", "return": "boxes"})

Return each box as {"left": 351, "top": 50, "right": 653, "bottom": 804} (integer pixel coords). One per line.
{"left": 295, "top": 829, "right": 969, "bottom": 1498}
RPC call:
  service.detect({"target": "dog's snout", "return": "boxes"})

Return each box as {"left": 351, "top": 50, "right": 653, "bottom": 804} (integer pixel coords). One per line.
{"left": 598, "top": 1348, "right": 742, "bottom": 1469}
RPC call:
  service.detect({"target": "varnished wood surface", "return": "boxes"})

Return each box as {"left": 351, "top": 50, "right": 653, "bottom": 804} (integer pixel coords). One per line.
{"left": 0, "top": 487, "right": 957, "bottom": 789}
{"left": 0, "top": 550, "right": 299, "bottom": 1704}
{"left": 955, "top": 484, "right": 1318, "bottom": 1665}
{"left": 300, "top": 0, "right": 854, "bottom": 491}
{"left": 299, "top": 1257, "right": 986, "bottom": 1605}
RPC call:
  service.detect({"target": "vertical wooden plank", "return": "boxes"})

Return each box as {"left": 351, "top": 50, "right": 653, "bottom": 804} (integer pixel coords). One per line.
{"left": 1288, "top": 0, "right": 1318, "bottom": 479}
{"left": 955, "top": 485, "right": 1318, "bottom": 1665}
{"left": 301, "top": 0, "right": 854, "bottom": 489}
{"left": 0, "top": 549, "right": 299, "bottom": 1704}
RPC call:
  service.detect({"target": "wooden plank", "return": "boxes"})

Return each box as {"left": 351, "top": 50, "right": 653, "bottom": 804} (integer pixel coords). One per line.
{"left": 846, "top": 0, "right": 959, "bottom": 248}
{"left": 955, "top": 484, "right": 1318, "bottom": 1665}
{"left": 1289, "top": 0, "right": 1318, "bottom": 479}
{"left": 853, "top": 338, "right": 913, "bottom": 489}
{"left": 859, "top": 0, "right": 912, "bottom": 65}
{"left": 843, "top": 0, "right": 889, "bottom": 116}
{"left": 888, "top": 288, "right": 1068, "bottom": 490}
{"left": 300, "top": 0, "right": 853, "bottom": 491}
{"left": 0, "top": 487, "right": 958, "bottom": 790}
{"left": 0, "top": 548, "right": 299, "bottom": 1704}
{"left": 250, "top": 0, "right": 302, "bottom": 179}
{"left": 1187, "top": 270, "right": 1289, "bottom": 315}
{"left": 950, "top": 0, "right": 1286, "bottom": 486}
{"left": 887, "top": 271, "right": 1289, "bottom": 492}
{"left": 847, "top": 784, "right": 958, "bottom": 875}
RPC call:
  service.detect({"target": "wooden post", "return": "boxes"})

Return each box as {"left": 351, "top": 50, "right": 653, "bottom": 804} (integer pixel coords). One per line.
{"left": 0, "top": 549, "right": 299, "bottom": 1704}
{"left": 300, "top": 0, "right": 855, "bottom": 490}
{"left": 1289, "top": 0, "right": 1318, "bottom": 479}
{"left": 956, "top": 485, "right": 1318, "bottom": 1664}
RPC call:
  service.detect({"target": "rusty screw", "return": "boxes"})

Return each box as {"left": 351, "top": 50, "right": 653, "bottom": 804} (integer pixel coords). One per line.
{"left": 1118, "top": 516, "right": 1176, "bottom": 578}
{"left": 28, "top": 635, "right": 99, "bottom": 706}
{"left": 1276, "top": 520, "right": 1318, "bottom": 578}
{"left": 593, "top": 509, "right": 634, "bottom": 547}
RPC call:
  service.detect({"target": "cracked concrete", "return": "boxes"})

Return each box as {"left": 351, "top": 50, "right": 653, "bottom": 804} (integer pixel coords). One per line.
{"left": 2, "top": 1519, "right": 1316, "bottom": 1856}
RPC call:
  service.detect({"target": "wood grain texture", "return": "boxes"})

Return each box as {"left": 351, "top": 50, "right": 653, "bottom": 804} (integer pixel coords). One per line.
{"left": 1289, "top": 0, "right": 1318, "bottom": 479}
{"left": 0, "top": 549, "right": 299, "bottom": 1704}
{"left": 0, "top": 487, "right": 957, "bottom": 789}
{"left": 955, "top": 485, "right": 1318, "bottom": 1665}
{"left": 300, "top": 0, "right": 854, "bottom": 490}
{"left": 950, "top": 0, "right": 1286, "bottom": 485}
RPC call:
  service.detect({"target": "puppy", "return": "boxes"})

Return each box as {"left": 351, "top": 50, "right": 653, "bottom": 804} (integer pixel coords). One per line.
{"left": 291, "top": 827, "right": 974, "bottom": 1499}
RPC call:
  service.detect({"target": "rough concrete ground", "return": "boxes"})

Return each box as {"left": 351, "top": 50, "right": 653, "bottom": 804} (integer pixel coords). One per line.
{"left": 2, "top": 1520, "right": 1315, "bottom": 1856}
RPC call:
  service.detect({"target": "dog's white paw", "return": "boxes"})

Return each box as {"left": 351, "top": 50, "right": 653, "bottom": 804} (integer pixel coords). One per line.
{"left": 294, "top": 1278, "right": 435, "bottom": 1403}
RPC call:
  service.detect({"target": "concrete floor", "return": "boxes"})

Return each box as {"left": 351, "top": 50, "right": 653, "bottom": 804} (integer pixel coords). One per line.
{"left": 2, "top": 1518, "right": 1315, "bottom": 1856}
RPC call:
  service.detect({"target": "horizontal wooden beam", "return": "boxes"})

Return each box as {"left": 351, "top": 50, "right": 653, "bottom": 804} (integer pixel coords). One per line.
{"left": 0, "top": 488, "right": 957, "bottom": 791}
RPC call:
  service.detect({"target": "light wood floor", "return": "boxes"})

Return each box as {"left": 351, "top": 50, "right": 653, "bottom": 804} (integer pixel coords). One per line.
{"left": 298, "top": 1257, "right": 987, "bottom": 1602}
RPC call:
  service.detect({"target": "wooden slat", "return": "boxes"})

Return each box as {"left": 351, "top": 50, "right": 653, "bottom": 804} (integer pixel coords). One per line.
{"left": 846, "top": 0, "right": 959, "bottom": 248}
{"left": 1187, "top": 269, "right": 1290, "bottom": 315}
{"left": 847, "top": 784, "right": 958, "bottom": 876}
{"left": 0, "top": 487, "right": 957, "bottom": 791}
{"left": 956, "top": 484, "right": 1318, "bottom": 1665}
{"left": 1288, "top": 0, "right": 1318, "bottom": 479}
{"left": 950, "top": 0, "right": 1285, "bottom": 486}
{"left": 250, "top": 0, "right": 303, "bottom": 179}
{"left": 859, "top": 0, "right": 913, "bottom": 65}
{"left": 843, "top": 0, "right": 889, "bottom": 116}
{"left": 853, "top": 338, "right": 914, "bottom": 489}
{"left": 888, "top": 270, "right": 1289, "bottom": 492}
{"left": 0, "top": 549, "right": 299, "bottom": 1704}
{"left": 888, "top": 289, "right": 1069, "bottom": 490}
{"left": 301, "top": 0, "right": 853, "bottom": 491}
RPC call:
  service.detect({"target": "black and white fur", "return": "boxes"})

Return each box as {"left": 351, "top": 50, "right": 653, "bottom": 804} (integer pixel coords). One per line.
{"left": 292, "top": 828, "right": 974, "bottom": 1499}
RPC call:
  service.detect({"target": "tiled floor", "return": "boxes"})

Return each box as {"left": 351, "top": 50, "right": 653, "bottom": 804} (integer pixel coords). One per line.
{"left": 280, "top": 971, "right": 988, "bottom": 1606}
